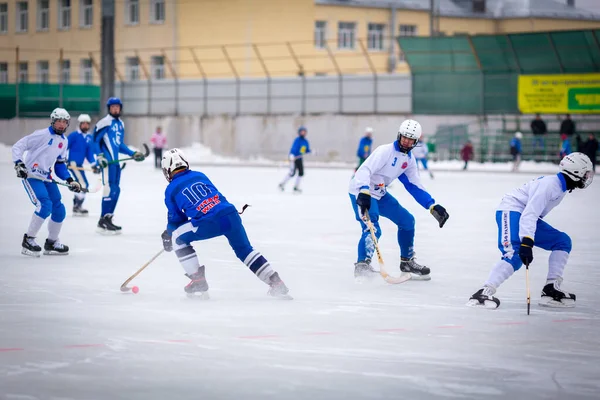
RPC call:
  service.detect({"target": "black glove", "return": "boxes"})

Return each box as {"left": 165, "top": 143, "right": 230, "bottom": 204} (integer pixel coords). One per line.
{"left": 161, "top": 230, "right": 173, "bottom": 252}
{"left": 430, "top": 204, "right": 449, "bottom": 228}
{"left": 356, "top": 191, "right": 371, "bottom": 216}
{"left": 519, "top": 236, "right": 534, "bottom": 266}
{"left": 65, "top": 178, "right": 82, "bottom": 193}
{"left": 14, "top": 161, "right": 27, "bottom": 179}
{"left": 96, "top": 154, "right": 108, "bottom": 168}
{"left": 92, "top": 164, "right": 102, "bottom": 174}
{"left": 133, "top": 151, "right": 145, "bottom": 162}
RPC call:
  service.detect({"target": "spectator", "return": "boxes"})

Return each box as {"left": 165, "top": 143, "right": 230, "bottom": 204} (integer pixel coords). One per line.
{"left": 530, "top": 114, "right": 547, "bottom": 155}
{"left": 150, "top": 126, "right": 167, "bottom": 169}
{"left": 560, "top": 114, "right": 576, "bottom": 137}
{"left": 582, "top": 133, "right": 598, "bottom": 172}
{"left": 460, "top": 140, "right": 473, "bottom": 170}
{"left": 510, "top": 132, "right": 523, "bottom": 172}
{"left": 559, "top": 133, "right": 572, "bottom": 160}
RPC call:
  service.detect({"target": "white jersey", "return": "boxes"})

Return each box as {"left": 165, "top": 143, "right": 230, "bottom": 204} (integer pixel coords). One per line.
{"left": 497, "top": 174, "right": 568, "bottom": 241}
{"left": 412, "top": 141, "right": 428, "bottom": 159}
{"left": 349, "top": 142, "right": 435, "bottom": 208}
{"left": 12, "top": 127, "right": 69, "bottom": 179}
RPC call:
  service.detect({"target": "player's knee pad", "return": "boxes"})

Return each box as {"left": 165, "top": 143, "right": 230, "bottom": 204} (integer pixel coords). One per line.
{"left": 554, "top": 233, "right": 572, "bottom": 253}
{"left": 175, "top": 245, "right": 196, "bottom": 260}
{"left": 35, "top": 198, "right": 53, "bottom": 219}
{"left": 50, "top": 202, "right": 66, "bottom": 223}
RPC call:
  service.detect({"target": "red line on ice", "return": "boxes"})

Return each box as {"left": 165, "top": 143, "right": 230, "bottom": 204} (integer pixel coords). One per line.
{"left": 0, "top": 348, "right": 24, "bottom": 352}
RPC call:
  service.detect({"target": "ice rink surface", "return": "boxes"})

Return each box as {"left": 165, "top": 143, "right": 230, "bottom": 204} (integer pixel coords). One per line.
{"left": 1, "top": 163, "right": 599, "bottom": 400}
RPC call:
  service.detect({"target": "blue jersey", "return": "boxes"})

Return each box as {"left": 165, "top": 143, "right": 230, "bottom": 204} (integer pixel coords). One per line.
{"left": 510, "top": 138, "right": 522, "bottom": 153}
{"left": 67, "top": 130, "right": 96, "bottom": 166}
{"left": 164, "top": 170, "right": 236, "bottom": 232}
{"left": 290, "top": 137, "right": 311, "bottom": 158}
{"left": 357, "top": 136, "right": 373, "bottom": 158}
{"left": 93, "top": 114, "right": 135, "bottom": 161}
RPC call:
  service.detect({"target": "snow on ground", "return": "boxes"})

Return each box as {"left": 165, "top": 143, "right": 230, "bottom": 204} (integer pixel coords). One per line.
{"left": 1, "top": 152, "right": 599, "bottom": 399}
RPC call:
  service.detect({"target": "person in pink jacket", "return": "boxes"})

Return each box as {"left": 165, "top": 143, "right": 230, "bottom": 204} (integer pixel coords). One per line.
{"left": 150, "top": 126, "right": 167, "bottom": 169}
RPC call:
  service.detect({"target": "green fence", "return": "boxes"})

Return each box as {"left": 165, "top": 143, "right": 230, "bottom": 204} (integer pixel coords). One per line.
{"left": 0, "top": 84, "right": 101, "bottom": 119}
{"left": 399, "top": 29, "right": 600, "bottom": 115}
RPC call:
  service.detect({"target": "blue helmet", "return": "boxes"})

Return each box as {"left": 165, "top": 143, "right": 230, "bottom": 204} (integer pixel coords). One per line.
{"left": 298, "top": 126, "right": 307, "bottom": 135}
{"left": 106, "top": 97, "right": 122, "bottom": 108}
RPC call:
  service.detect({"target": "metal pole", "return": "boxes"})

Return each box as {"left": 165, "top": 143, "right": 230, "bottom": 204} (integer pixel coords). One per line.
{"left": 101, "top": 0, "right": 115, "bottom": 108}
{"left": 189, "top": 48, "right": 208, "bottom": 117}
{"left": 359, "top": 39, "right": 378, "bottom": 114}
{"left": 59, "top": 48, "right": 64, "bottom": 108}
{"left": 388, "top": 5, "right": 397, "bottom": 73}
{"left": 286, "top": 42, "right": 305, "bottom": 115}
{"left": 135, "top": 50, "right": 151, "bottom": 115}
{"left": 222, "top": 46, "right": 240, "bottom": 116}
{"left": 15, "top": 46, "right": 20, "bottom": 118}
{"left": 324, "top": 42, "right": 343, "bottom": 113}
{"left": 430, "top": 0, "right": 434, "bottom": 37}
{"left": 161, "top": 49, "right": 178, "bottom": 116}
{"left": 253, "top": 44, "right": 271, "bottom": 115}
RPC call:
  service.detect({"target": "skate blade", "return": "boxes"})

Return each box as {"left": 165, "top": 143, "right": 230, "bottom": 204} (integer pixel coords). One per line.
{"left": 43, "top": 250, "right": 69, "bottom": 256}
{"left": 96, "top": 227, "right": 122, "bottom": 236}
{"left": 72, "top": 213, "right": 89, "bottom": 217}
{"left": 538, "top": 297, "right": 575, "bottom": 308}
{"left": 186, "top": 291, "right": 210, "bottom": 300}
{"left": 21, "top": 248, "right": 41, "bottom": 258}
{"left": 270, "top": 293, "right": 294, "bottom": 300}
{"left": 466, "top": 299, "right": 499, "bottom": 309}
{"left": 405, "top": 273, "right": 431, "bottom": 281}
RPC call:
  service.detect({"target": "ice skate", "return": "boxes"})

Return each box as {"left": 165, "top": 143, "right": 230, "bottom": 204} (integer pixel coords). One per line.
{"left": 21, "top": 234, "right": 41, "bottom": 258}
{"left": 400, "top": 257, "right": 431, "bottom": 280}
{"left": 467, "top": 286, "right": 500, "bottom": 309}
{"left": 539, "top": 278, "right": 575, "bottom": 308}
{"left": 293, "top": 187, "right": 302, "bottom": 194}
{"left": 184, "top": 267, "right": 210, "bottom": 299}
{"left": 267, "top": 272, "right": 292, "bottom": 299}
{"left": 97, "top": 214, "right": 122, "bottom": 235}
{"left": 73, "top": 205, "right": 89, "bottom": 217}
{"left": 354, "top": 259, "right": 379, "bottom": 280}
{"left": 43, "top": 239, "right": 69, "bottom": 255}
{"left": 278, "top": 183, "right": 285, "bottom": 192}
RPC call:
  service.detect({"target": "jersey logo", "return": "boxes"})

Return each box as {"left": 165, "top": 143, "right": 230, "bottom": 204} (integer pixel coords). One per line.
{"left": 48, "top": 138, "right": 53, "bottom": 146}
{"left": 58, "top": 142, "right": 64, "bottom": 149}
{"left": 391, "top": 157, "right": 397, "bottom": 167}
{"left": 402, "top": 162, "right": 408, "bottom": 169}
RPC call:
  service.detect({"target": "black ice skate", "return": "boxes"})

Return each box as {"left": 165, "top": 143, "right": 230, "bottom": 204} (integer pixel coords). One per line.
{"left": 97, "top": 214, "right": 122, "bottom": 235}
{"left": 267, "top": 272, "right": 293, "bottom": 299}
{"left": 43, "top": 239, "right": 69, "bottom": 255}
{"left": 21, "top": 234, "right": 41, "bottom": 257}
{"left": 400, "top": 257, "right": 431, "bottom": 281}
{"left": 293, "top": 187, "right": 302, "bottom": 194}
{"left": 467, "top": 286, "right": 500, "bottom": 309}
{"left": 73, "top": 205, "right": 89, "bottom": 216}
{"left": 539, "top": 278, "right": 576, "bottom": 308}
{"left": 184, "top": 267, "right": 210, "bottom": 299}
{"left": 354, "top": 259, "right": 380, "bottom": 280}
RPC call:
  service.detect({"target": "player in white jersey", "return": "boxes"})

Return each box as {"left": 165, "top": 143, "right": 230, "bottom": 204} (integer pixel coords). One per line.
{"left": 348, "top": 119, "right": 450, "bottom": 280}
{"left": 468, "top": 152, "right": 594, "bottom": 309}
{"left": 12, "top": 108, "right": 82, "bottom": 257}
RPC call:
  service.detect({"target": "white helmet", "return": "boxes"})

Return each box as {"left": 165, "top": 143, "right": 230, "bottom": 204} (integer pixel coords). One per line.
{"left": 559, "top": 152, "right": 594, "bottom": 189}
{"left": 397, "top": 119, "right": 422, "bottom": 153}
{"left": 50, "top": 108, "right": 70, "bottom": 134}
{"left": 365, "top": 127, "right": 374, "bottom": 134}
{"left": 77, "top": 114, "right": 91, "bottom": 123}
{"left": 161, "top": 148, "right": 190, "bottom": 182}
{"left": 515, "top": 131, "right": 523, "bottom": 139}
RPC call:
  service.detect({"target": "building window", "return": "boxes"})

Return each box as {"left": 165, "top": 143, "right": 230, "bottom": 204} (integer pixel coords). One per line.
{"left": 60, "top": 59, "right": 70, "bottom": 83}
{"left": 126, "top": 57, "right": 139, "bottom": 81}
{"left": 37, "top": 0, "right": 49, "bottom": 31}
{"left": 367, "top": 23, "right": 385, "bottom": 51}
{"left": 80, "top": 0, "right": 93, "bottom": 28}
{"left": 125, "top": 0, "right": 139, "bottom": 25}
{"left": 399, "top": 24, "right": 417, "bottom": 61}
{"left": 314, "top": 20, "right": 327, "bottom": 49}
{"left": 59, "top": 0, "right": 71, "bottom": 30}
{"left": 150, "top": 0, "right": 164, "bottom": 24}
{"left": 337, "top": 22, "right": 356, "bottom": 50}
{"left": 80, "top": 58, "right": 93, "bottom": 84}
{"left": 0, "top": 63, "right": 7, "bottom": 83}
{"left": 18, "top": 62, "right": 28, "bottom": 83}
{"left": 151, "top": 56, "right": 165, "bottom": 80}
{"left": 37, "top": 60, "right": 49, "bottom": 83}
{"left": 0, "top": 3, "right": 8, "bottom": 34}
{"left": 16, "top": 2, "right": 28, "bottom": 33}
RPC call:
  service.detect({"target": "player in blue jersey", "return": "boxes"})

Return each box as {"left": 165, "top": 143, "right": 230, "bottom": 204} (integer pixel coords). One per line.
{"left": 349, "top": 119, "right": 449, "bottom": 280}
{"left": 12, "top": 108, "right": 82, "bottom": 257}
{"left": 67, "top": 114, "right": 96, "bottom": 216}
{"left": 160, "top": 148, "right": 291, "bottom": 298}
{"left": 93, "top": 97, "right": 146, "bottom": 234}
{"left": 356, "top": 127, "right": 373, "bottom": 170}
{"left": 468, "top": 153, "right": 593, "bottom": 309}
{"left": 279, "top": 126, "right": 311, "bottom": 193}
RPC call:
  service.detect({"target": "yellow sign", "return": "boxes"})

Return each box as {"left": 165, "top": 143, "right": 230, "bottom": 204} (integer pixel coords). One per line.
{"left": 518, "top": 74, "right": 600, "bottom": 114}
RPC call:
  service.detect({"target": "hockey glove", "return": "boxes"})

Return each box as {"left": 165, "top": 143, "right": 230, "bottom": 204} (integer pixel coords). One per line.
{"left": 66, "top": 178, "right": 82, "bottom": 193}
{"left": 96, "top": 154, "right": 108, "bottom": 168}
{"left": 430, "top": 204, "right": 449, "bottom": 228}
{"left": 91, "top": 164, "right": 102, "bottom": 174}
{"left": 356, "top": 190, "right": 371, "bottom": 217}
{"left": 161, "top": 230, "right": 173, "bottom": 252}
{"left": 14, "top": 161, "right": 27, "bottom": 179}
{"left": 519, "top": 236, "right": 534, "bottom": 266}
{"left": 133, "top": 151, "right": 146, "bottom": 162}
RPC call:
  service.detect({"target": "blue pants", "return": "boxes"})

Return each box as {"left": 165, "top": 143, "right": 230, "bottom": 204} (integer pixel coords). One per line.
{"left": 496, "top": 210, "right": 571, "bottom": 271}
{"left": 417, "top": 158, "right": 429, "bottom": 170}
{"left": 349, "top": 193, "right": 415, "bottom": 262}
{"left": 102, "top": 164, "right": 121, "bottom": 216}
{"left": 22, "top": 178, "right": 66, "bottom": 222}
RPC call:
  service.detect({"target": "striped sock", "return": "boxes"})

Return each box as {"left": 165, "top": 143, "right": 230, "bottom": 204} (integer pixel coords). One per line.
{"left": 175, "top": 246, "right": 201, "bottom": 276}
{"left": 243, "top": 250, "right": 274, "bottom": 284}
